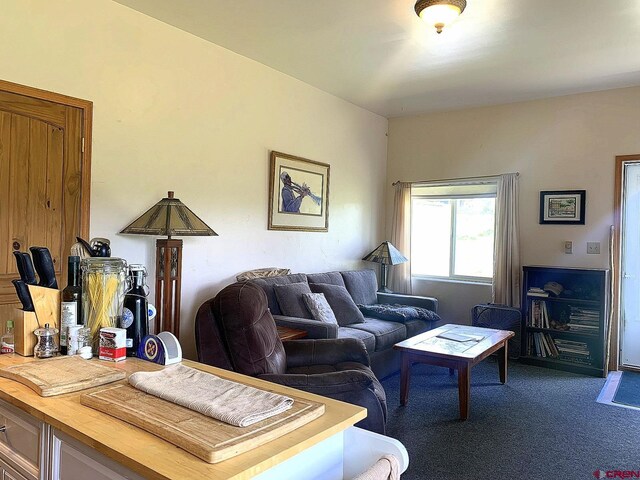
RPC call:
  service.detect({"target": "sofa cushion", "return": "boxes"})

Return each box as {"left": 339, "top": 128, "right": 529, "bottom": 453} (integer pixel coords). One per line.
{"left": 302, "top": 293, "right": 338, "bottom": 325}
{"left": 310, "top": 283, "right": 365, "bottom": 326}
{"left": 350, "top": 318, "right": 407, "bottom": 352}
{"left": 337, "top": 327, "right": 375, "bottom": 353}
{"left": 307, "top": 271, "right": 345, "bottom": 287}
{"left": 341, "top": 270, "right": 378, "bottom": 305}
{"left": 249, "top": 273, "right": 308, "bottom": 315}
{"left": 358, "top": 303, "right": 441, "bottom": 323}
{"left": 273, "top": 282, "right": 313, "bottom": 319}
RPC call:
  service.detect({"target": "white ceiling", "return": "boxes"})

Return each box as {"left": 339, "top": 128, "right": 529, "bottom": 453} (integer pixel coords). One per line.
{"left": 116, "top": 0, "right": 640, "bottom": 117}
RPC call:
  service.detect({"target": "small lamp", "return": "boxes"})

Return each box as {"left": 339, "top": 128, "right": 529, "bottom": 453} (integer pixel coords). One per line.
{"left": 362, "top": 241, "right": 408, "bottom": 293}
{"left": 120, "top": 191, "right": 217, "bottom": 339}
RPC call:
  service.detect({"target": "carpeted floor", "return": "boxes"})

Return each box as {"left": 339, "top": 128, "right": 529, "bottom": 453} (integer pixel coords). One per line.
{"left": 381, "top": 360, "right": 640, "bottom": 480}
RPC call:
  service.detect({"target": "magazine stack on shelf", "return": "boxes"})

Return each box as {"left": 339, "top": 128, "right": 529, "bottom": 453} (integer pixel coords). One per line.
{"left": 568, "top": 307, "right": 599, "bottom": 335}
{"left": 553, "top": 338, "right": 592, "bottom": 365}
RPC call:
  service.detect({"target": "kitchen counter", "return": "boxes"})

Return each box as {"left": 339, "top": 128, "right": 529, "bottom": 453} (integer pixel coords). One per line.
{"left": 0, "top": 354, "right": 366, "bottom": 480}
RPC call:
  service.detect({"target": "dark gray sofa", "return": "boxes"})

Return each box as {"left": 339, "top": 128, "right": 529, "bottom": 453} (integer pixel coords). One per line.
{"left": 250, "top": 269, "right": 440, "bottom": 379}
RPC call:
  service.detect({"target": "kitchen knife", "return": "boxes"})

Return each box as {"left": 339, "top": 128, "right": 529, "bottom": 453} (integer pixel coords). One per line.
{"left": 12, "top": 251, "right": 37, "bottom": 284}
{"left": 29, "top": 247, "right": 58, "bottom": 289}
{"left": 12, "top": 279, "right": 34, "bottom": 311}
{"left": 21, "top": 252, "right": 37, "bottom": 284}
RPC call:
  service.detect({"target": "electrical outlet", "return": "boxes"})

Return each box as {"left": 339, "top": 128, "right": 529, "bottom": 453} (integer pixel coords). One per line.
{"left": 564, "top": 241, "right": 573, "bottom": 254}
{"left": 587, "top": 242, "right": 601, "bottom": 254}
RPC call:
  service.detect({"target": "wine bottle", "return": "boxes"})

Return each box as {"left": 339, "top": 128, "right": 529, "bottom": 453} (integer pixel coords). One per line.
{"left": 60, "top": 256, "right": 82, "bottom": 355}
{"left": 122, "top": 265, "right": 149, "bottom": 357}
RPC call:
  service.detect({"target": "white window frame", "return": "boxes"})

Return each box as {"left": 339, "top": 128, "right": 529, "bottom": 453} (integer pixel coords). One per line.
{"left": 411, "top": 181, "right": 497, "bottom": 284}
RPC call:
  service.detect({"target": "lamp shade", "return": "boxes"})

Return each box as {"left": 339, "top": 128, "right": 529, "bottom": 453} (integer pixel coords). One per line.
{"left": 362, "top": 241, "right": 408, "bottom": 265}
{"left": 120, "top": 191, "right": 217, "bottom": 238}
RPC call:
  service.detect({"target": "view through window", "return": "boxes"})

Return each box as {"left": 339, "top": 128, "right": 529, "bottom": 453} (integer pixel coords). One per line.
{"left": 411, "top": 182, "right": 496, "bottom": 281}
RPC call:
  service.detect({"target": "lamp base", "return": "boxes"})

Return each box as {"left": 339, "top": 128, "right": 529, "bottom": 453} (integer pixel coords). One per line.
{"left": 155, "top": 238, "right": 183, "bottom": 339}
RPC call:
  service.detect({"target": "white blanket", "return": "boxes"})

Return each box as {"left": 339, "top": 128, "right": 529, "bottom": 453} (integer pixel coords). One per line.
{"left": 128, "top": 364, "right": 293, "bottom": 427}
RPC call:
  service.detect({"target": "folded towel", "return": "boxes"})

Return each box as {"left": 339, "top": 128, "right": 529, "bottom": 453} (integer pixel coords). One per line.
{"left": 128, "top": 364, "right": 293, "bottom": 427}
{"left": 351, "top": 455, "right": 400, "bottom": 480}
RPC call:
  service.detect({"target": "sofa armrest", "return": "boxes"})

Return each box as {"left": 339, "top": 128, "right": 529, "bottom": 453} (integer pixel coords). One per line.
{"left": 258, "top": 369, "right": 373, "bottom": 395}
{"left": 272, "top": 315, "right": 338, "bottom": 339}
{"left": 283, "top": 338, "right": 370, "bottom": 368}
{"left": 376, "top": 292, "right": 438, "bottom": 312}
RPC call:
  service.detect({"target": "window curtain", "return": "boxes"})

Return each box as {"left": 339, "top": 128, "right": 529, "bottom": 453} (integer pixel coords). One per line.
{"left": 492, "top": 173, "right": 520, "bottom": 307}
{"left": 389, "top": 182, "right": 412, "bottom": 294}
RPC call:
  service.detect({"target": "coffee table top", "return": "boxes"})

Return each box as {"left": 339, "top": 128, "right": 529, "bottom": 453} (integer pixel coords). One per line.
{"left": 394, "top": 324, "right": 515, "bottom": 362}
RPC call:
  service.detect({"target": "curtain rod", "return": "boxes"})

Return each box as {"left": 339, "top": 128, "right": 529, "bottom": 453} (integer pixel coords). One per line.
{"left": 392, "top": 172, "right": 519, "bottom": 186}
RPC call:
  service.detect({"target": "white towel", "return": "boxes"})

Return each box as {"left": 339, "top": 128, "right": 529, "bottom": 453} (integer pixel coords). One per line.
{"left": 128, "top": 364, "right": 293, "bottom": 427}
{"left": 351, "top": 455, "right": 401, "bottom": 480}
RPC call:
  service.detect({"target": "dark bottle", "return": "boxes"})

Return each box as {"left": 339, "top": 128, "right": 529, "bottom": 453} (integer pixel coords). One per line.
{"left": 122, "top": 265, "right": 149, "bottom": 357}
{"left": 60, "top": 256, "right": 82, "bottom": 355}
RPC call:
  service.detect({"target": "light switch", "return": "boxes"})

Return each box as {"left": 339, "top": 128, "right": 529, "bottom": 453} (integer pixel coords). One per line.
{"left": 564, "top": 241, "right": 573, "bottom": 254}
{"left": 587, "top": 242, "right": 601, "bottom": 254}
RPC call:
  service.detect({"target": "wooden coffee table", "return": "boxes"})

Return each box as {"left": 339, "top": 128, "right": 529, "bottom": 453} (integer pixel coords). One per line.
{"left": 393, "top": 324, "right": 515, "bottom": 420}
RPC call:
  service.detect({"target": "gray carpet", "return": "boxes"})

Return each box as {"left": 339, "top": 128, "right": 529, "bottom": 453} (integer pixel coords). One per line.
{"left": 381, "top": 360, "right": 640, "bottom": 480}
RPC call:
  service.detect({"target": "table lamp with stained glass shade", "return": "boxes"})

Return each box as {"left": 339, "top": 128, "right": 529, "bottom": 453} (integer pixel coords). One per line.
{"left": 362, "top": 241, "right": 408, "bottom": 293}
{"left": 120, "top": 191, "right": 217, "bottom": 340}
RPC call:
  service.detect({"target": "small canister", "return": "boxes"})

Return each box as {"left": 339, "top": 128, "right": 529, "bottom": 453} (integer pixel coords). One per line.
{"left": 67, "top": 325, "right": 83, "bottom": 355}
{"left": 34, "top": 324, "right": 59, "bottom": 359}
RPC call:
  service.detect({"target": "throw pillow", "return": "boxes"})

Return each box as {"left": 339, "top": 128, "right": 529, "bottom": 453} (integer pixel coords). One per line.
{"left": 273, "top": 282, "right": 313, "bottom": 319}
{"left": 309, "top": 283, "right": 365, "bottom": 326}
{"left": 357, "top": 303, "right": 441, "bottom": 323}
{"left": 302, "top": 293, "right": 338, "bottom": 325}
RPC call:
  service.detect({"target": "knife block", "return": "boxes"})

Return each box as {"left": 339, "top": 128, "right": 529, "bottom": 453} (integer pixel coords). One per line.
{"left": 27, "top": 285, "right": 60, "bottom": 329}
{"left": 12, "top": 310, "right": 39, "bottom": 356}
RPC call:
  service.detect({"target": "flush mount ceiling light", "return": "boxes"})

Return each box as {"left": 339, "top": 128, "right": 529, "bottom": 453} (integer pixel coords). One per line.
{"left": 415, "top": 0, "right": 467, "bottom": 34}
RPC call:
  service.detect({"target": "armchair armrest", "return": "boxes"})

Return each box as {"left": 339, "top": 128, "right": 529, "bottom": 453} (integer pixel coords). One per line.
{"left": 258, "top": 369, "right": 373, "bottom": 395}
{"left": 284, "top": 338, "right": 370, "bottom": 368}
{"left": 272, "top": 315, "right": 338, "bottom": 339}
{"left": 376, "top": 292, "right": 438, "bottom": 312}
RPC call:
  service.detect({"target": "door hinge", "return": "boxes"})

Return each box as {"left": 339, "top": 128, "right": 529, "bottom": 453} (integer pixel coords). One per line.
{"left": 81, "top": 137, "right": 85, "bottom": 153}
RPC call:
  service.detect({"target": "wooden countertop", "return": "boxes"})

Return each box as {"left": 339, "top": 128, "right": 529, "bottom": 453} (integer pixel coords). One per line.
{"left": 0, "top": 355, "right": 366, "bottom": 480}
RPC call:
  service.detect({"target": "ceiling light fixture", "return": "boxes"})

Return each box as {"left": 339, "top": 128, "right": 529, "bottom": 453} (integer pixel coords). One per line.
{"left": 415, "top": 0, "right": 467, "bottom": 34}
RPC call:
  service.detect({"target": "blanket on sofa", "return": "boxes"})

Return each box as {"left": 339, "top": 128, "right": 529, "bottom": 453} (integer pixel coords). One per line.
{"left": 357, "top": 303, "right": 441, "bottom": 323}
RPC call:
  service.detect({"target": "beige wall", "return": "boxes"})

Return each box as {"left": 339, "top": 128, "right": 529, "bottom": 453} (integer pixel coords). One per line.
{"left": 388, "top": 87, "right": 640, "bottom": 324}
{"left": 0, "top": 0, "right": 388, "bottom": 358}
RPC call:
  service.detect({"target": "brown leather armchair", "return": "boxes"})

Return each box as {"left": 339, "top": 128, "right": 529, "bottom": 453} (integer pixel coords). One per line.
{"left": 195, "top": 281, "right": 387, "bottom": 434}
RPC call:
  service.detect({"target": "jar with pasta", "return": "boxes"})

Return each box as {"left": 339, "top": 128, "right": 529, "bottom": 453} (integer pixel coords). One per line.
{"left": 81, "top": 257, "right": 128, "bottom": 352}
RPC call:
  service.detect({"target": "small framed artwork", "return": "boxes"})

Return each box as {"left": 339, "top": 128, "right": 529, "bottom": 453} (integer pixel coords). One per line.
{"left": 268, "top": 151, "right": 330, "bottom": 232}
{"left": 539, "top": 190, "right": 586, "bottom": 224}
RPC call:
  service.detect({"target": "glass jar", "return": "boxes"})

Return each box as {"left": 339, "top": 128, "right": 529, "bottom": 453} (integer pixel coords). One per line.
{"left": 81, "top": 257, "right": 128, "bottom": 352}
{"left": 34, "top": 323, "right": 59, "bottom": 359}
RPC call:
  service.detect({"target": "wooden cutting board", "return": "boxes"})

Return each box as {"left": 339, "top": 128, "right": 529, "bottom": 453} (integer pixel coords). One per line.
{"left": 81, "top": 384, "right": 325, "bottom": 463}
{"left": 0, "top": 356, "right": 126, "bottom": 396}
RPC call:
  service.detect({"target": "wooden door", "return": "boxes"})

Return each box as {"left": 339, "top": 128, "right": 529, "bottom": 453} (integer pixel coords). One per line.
{"left": 0, "top": 80, "right": 92, "bottom": 317}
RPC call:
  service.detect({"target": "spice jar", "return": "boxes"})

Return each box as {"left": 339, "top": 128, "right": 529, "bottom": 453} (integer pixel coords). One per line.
{"left": 34, "top": 323, "right": 59, "bottom": 359}
{"left": 81, "top": 257, "right": 128, "bottom": 352}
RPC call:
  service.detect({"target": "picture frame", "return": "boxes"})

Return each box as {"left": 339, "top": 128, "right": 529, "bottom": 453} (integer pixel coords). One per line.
{"left": 268, "top": 151, "right": 330, "bottom": 232}
{"left": 539, "top": 190, "right": 586, "bottom": 225}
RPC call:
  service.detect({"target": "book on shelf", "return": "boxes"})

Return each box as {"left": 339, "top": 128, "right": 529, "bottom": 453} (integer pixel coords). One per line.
{"left": 527, "top": 287, "right": 549, "bottom": 298}
{"left": 529, "top": 300, "right": 550, "bottom": 328}
{"left": 529, "top": 332, "right": 559, "bottom": 358}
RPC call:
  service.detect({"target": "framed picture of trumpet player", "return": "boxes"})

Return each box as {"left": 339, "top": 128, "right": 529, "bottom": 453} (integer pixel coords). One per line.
{"left": 268, "top": 151, "right": 330, "bottom": 232}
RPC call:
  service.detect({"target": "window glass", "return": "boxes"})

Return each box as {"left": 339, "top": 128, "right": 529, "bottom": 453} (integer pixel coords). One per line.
{"left": 453, "top": 198, "right": 495, "bottom": 278}
{"left": 411, "top": 182, "right": 496, "bottom": 281}
{"left": 411, "top": 198, "right": 451, "bottom": 277}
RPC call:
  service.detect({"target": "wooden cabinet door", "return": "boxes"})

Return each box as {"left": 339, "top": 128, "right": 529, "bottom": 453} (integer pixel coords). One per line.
{"left": 0, "top": 84, "right": 91, "bottom": 308}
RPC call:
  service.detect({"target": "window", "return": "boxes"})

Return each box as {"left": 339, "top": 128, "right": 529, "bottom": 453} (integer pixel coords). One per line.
{"left": 411, "top": 181, "right": 497, "bottom": 281}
